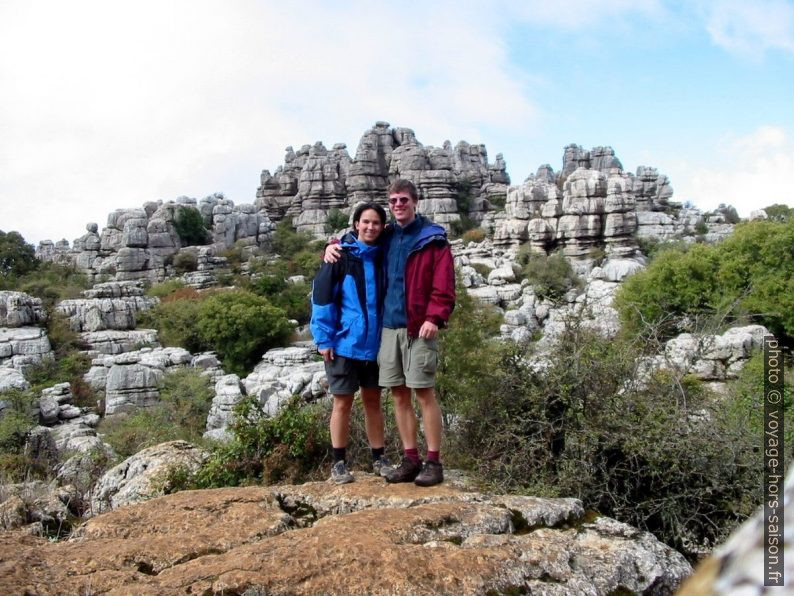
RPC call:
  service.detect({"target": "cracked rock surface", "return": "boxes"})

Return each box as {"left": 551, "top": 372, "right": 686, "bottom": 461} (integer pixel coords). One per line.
{"left": 0, "top": 475, "right": 691, "bottom": 594}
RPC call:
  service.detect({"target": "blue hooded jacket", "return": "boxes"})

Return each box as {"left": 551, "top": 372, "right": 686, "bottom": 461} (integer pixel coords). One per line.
{"left": 310, "top": 238, "right": 384, "bottom": 361}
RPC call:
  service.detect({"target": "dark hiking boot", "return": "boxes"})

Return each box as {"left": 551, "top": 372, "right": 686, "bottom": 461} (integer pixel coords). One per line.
{"left": 384, "top": 457, "right": 422, "bottom": 483}
{"left": 372, "top": 455, "right": 393, "bottom": 478}
{"left": 330, "top": 460, "right": 354, "bottom": 484}
{"left": 414, "top": 461, "right": 444, "bottom": 487}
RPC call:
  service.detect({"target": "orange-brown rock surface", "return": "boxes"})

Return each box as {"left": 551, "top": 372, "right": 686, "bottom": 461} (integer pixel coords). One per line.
{"left": 0, "top": 475, "right": 691, "bottom": 594}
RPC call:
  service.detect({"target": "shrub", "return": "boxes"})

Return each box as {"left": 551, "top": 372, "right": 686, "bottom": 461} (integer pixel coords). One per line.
{"left": 449, "top": 216, "right": 477, "bottom": 238}
{"left": 98, "top": 368, "right": 214, "bottom": 459}
{"left": 617, "top": 219, "right": 794, "bottom": 342}
{"left": 0, "top": 230, "right": 37, "bottom": 280}
{"left": 11, "top": 263, "right": 90, "bottom": 309}
{"left": 172, "top": 251, "right": 198, "bottom": 273}
{"left": 694, "top": 220, "right": 708, "bottom": 235}
{"left": 189, "top": 395, "right": 329, "bottom": 487}
{"left": 0, "top": 389, "right": 41, "bottom": 481}
{"left": 764, "top": 203, "right": 792, "bottom": 223}
{"left": 489, "top": 194, "right": 506, "bottom": 209}
{"left": 146, "top": 279, "right": 186, "bottom": 298}
{"left": 717, "top": 203, "right": 741, "bottom": 224}
{"left": 462, "top": 228, "right": 486, "bottom": 244}
{"left": 196, "top": 290, "right": 292, "bottom": 375}
{"left": 324, "top": 208, "right": 350, "bottom": 234}
{"left": 470, "top": 262, "right": 492, "bottom": 278}
{"left": 174, "top": 206, "right": 209, "bottom": 246}
{"left": 138, "top": 294, "right": 208, "bottom": 353}
{"left": 272, "top": 219, "right": 315, "bottom": 258}
{"left": 518, "top": 249, "right": 581, "bottom": 301}
{"left": 454, "top": 180, "right": 473, "bottom": 213}
{"left": 443, "top": 320, "right": 775, "bottom": 560}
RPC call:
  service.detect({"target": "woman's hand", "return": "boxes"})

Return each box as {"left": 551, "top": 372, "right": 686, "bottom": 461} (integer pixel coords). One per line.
{"left": 319, "top": 347, "right": 335, "bottom": 361}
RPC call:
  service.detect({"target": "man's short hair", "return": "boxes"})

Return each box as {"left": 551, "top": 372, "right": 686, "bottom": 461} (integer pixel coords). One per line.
{"left": 388, "top": 178, "right": 419, "bottom": 201}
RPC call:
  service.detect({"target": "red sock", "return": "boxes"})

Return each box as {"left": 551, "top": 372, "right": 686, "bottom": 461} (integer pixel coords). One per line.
{"left": 405, "top": 448, "right": 420, "bottom": 462}
{"left": 426, "top": 450, "right": 440, "bottom": 463}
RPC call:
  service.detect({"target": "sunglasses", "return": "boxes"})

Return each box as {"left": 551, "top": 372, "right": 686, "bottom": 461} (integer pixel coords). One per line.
{"left": 388, "top": 196, "right": 412, "bottom": 206}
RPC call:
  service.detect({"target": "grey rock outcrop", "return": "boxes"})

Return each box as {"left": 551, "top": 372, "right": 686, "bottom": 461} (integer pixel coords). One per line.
{"left": 0, "top": 292, "right": 47, "bottom": 327}
{"left": 90, "top": 440, "right": 208, "bottom": 515}
{"left": 242, "top": 346, "right": 327, "bottom": 418}
{"left": 0, "top": 327, "right": 53, "bottom": 372}
{"left": 255, "top": 121, "right": 510, "bottom": 235}
{"left": 55, "top": 281, "right": 158, "bottom": 332}
{"left": 88, "top": 347, "right": 193, "bottom": 415}
{"left": 637, "top": 325, "right": 769, "bottom": 384}
{"left": 37, "top": 195, "right": 274, "bottom": 285}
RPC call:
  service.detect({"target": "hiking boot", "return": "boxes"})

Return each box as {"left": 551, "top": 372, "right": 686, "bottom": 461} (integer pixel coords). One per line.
{"left": 414, "top": 461, "right": 444, "bottom": 487}
{"left": 372, "top": 455, "right": 393, "bottom": 478}
{"left": 330, "top": 460, "right": 354, "bottom": 484}
{"left": 385, "top": 457, "right": 422, "bottom": 483}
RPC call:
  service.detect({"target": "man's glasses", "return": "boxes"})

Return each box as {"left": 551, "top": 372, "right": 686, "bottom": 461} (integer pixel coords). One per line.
{"left": 388, "top": 196, "right": 411, "bottom": 205}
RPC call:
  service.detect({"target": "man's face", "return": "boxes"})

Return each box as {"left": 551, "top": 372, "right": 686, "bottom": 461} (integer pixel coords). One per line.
{"left": 388, "top": 191, "right": 417, "bottom": 226}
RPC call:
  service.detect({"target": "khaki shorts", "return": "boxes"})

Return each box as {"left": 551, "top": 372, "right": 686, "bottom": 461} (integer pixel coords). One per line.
{"left": 378, "top": 327, "right": 438, "bottom": 389}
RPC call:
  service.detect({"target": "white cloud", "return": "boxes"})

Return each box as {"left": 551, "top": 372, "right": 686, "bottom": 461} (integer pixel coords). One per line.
{"left": 0, "top": 0, "right": 539, "bottom": 244}
{"left": 701, "top": 0, "right": 794, "bottom": 57}
{"left": 669, "top": 125, "right": 794, "bottom": 216}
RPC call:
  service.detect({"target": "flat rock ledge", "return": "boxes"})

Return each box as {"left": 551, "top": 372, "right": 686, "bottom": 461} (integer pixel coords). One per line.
{"left": 0, "top": 476, "right": 691, "bottom": 595}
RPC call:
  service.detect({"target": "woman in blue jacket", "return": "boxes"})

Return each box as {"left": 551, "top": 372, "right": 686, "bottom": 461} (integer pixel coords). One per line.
{"left": 310, "top": 202, "right": 390, "bottom": 483}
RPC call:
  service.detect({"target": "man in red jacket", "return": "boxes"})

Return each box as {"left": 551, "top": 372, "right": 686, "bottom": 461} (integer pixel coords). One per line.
{"left": 378, "top": 179, "right": 455, "bottom": 486}
{"left": 324, "top": 178, "right": 455, "bottom": 486}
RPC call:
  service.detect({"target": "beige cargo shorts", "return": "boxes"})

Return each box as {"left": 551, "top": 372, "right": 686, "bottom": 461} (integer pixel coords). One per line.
{"left": 378, "top": 327, "right": 438, "bottom": 389}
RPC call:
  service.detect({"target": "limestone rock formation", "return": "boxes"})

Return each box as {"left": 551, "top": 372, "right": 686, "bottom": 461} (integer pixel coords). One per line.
{"left": 0, "top": 475, "right": 691, "bottom": 594}
{"left": 90, "top": 440, "right": 208, "bottom": 515}
{"left": 55, "top": 281, "right": 158, "bottom": 332}
{"left": 255, "top": 121, "right": 510, "bottom": 235}
{"left": 637, "top": 325, "right": 769, "bottom": 384}
{"left": 0, "top": 291, "right": 47, "bottom": 328}
{"left": 0, "top": 327, "right": 53, "bottom": 373}
{"left": 36, "top": 194, "right": 274, "bottom": 285}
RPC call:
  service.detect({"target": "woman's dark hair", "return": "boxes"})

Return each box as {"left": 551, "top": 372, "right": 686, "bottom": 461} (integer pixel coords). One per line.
{"left": 352, "top": 202, "right": 387, "bottom": 225}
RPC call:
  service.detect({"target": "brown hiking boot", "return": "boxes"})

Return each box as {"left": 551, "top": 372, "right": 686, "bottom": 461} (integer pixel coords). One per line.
{"left": 414, "top": 461, "right": 443, "bottom": 487}
{"left": 384, "top": 457, "right": 422, "bottom": 483}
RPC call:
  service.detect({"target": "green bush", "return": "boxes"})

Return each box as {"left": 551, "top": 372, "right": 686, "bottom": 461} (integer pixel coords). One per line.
{"left": 324, "top": 208, "right": 350, "bottom": 234}
{"left": 0, "top": 230, "right": 37, "bottom": 281}
{"left": 272, "top": 219, "right": 315, "bottom": 258}
{"left": 139, "top": 293, "right": 208, "bottom": 354}
{"left": 516, "top": 247, "right": 581, "bottom": 301}
{"left": 0, "top": 389, "right": 42, "bottom": 481}
{"left": 617, "top": 219, "right": 794, "bottom": 342}
{"left": 98, "top": 368, "right": 214, "bottom": 459}
{"left": 188, "top": 395, "right": 329, "bottom": 488}
{"left": 8, "top": 263, "right": 90, "bottom": 309}
{"left": 764, "top": 203, "right": 792, "bottom": 223}
{"left": 449, "top": 216, "right": 477, "bottom": 238}
{"left": 196, "top": 290, "right": 292, "bottom": 376}
{"left": 174, "top": 206, "right": 209, "bottom": 246}
{"left": 146, "top": 279, "right": 186, "bottom": 298}
{"left": 462, "top": 228, "right": 486, "bottom": 244}
{"left": 454, "top": 180, "right": 473, "bottom": 213}
{"left": 173, "top": 251, "right": 198, "bottom": 273}
{"left": 442, "top": 319, "right": 774, "bottom": 560}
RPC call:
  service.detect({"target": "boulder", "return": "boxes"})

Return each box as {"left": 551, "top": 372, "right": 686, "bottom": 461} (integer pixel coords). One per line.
{"left": 90, "top": 441, "right": 208, "bottom": 515}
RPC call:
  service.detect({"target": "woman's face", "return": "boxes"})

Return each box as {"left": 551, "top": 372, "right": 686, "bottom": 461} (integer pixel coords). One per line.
{"left": 354, "top": 208, "right": 384, "bottom": 245}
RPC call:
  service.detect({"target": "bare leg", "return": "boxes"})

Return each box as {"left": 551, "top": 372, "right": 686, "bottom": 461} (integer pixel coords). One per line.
{"left": 360, "top": 387, "right": 384, "bottom": 449}
{"left": 391, "top": 385, "right": 417, "bottom": 450}
{"left": 330, "top": 394, "right": 354, "bottom": 448}
{"left": 415, "top": 387, "right": 442, "bottom": 452}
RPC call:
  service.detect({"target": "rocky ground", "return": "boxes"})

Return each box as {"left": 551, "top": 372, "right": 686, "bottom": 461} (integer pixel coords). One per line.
{"left": 0, "top": 474, "right": 691, "bottom": 595}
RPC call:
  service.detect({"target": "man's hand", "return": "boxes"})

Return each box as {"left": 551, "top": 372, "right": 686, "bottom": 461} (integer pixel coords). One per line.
{"left": 418, "top": 321, "right": 438, "bottom": 340}
{"left": 319, "top": 347, "right": 335, "bottom": 361}
{"left": 324, "top": 244, "right": 342, "bottom": 264}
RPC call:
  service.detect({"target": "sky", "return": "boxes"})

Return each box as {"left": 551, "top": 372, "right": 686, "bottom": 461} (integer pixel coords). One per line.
{"left": 1, "top": 0, "right": 793, "bottom": 244}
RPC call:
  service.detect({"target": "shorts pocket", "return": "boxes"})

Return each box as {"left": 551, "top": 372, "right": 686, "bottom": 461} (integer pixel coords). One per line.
{"left": 418, "top": 340, "right": 438, "bottom": 374}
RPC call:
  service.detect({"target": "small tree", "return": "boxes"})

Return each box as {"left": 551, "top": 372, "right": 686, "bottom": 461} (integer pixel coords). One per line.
{"left": 0, "top": 230, "right": 38, "bottom": 280}
{"left": 174, "top": 206, "right": 209, "bottom": 246}
{"left": 196, "top": 290, "right": 292, "bottom": 375}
